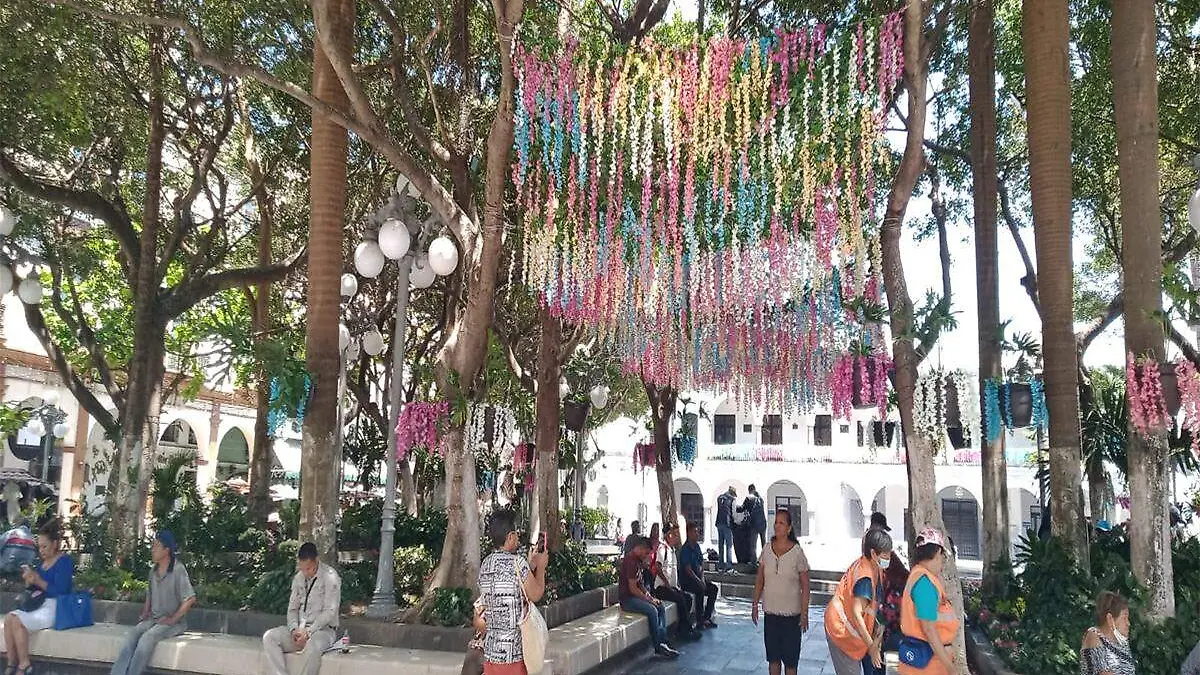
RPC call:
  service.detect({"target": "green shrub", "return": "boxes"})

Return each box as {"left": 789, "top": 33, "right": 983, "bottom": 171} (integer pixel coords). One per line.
{"left": 75, "top": 567, "right": 148, "bottom": 603}
{"left": 339, "top": 561, "right": 377, "bottom": 606}
{"left": 542, "top": 540, "right": 616, "bottom": 605}
{"left": 429, "top": 587, "right": 473, "bottom": 627}
{"left": 197, "top": 581, "right": 252, "bottom": 610}
{"left": 338, "top": 500, "right": 383, "bottom": 551}
{"left": 394, "top": 545, "right": 435, "bottom": 606}
{"left": 249, "top": 568, "right": 293, "bottom": 616}
{"left": 395, "top": 509, "right": 448, "bottom": 557}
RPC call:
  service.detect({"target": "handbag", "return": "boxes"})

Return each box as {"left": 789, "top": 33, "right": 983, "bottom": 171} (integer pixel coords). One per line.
{"left": 898, "top": 636, "right": 935, "bottom": 669}
{"left": 515, "top": 559, "right": 548, "bottom": 675}
{"left": 53, "top": 592, "right": 93, "bottom": 630}
{"left": 17, "top": 587, "right": 45, "bottom": 613}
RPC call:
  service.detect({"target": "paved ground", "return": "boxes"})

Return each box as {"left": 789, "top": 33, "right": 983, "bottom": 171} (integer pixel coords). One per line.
{"left": 596, "top": 599, "right": 846, "bottom": 675}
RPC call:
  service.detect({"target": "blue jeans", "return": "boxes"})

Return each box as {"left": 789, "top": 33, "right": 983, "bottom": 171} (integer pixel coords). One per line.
{"left": 716, "top": 525, "right": 734, "bottom": 568}
{"left": 622, "top": 597, "right": 668, "bottom": 646}
{"left": 861, "top": 653, "right": 886, "bottom": 675}
{"left": 110, "top": 620, "right": 185, "bottom": 675}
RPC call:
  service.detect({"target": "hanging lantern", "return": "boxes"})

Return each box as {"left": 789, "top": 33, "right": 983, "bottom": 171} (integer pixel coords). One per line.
{"left": 338, "top": 324, "right": 351, "bottom": 352}
{"left": 52, "top": 423, "right": 69, "bottom": 439}
{"left": 0, "top": 207, "right": 16, "bottom": 236}
{"left": 362, "top": 328, "right": 385, "bottom": 357}
{"left": 558, "top": 377, "right": 570, "bottom": 401}
{"left": 378, "top": 219, "right": 411, "bottom": 260}
{"left": 428, "top": 236, "right": 459, "bottom": 276}
{"left": 1189, "top": 186, "right": 1200, "bottom": 237}
{"left": 589, "top": 385, "right": 609, "bottom": 409}
{"left": 354, "top": 241, "right": 386, "bottom": 278}
{"left": 340, "top": 273, "right": 359, "bottom": 298}
{"left": 17, "top": 277, "right": 42, "bottom": 305}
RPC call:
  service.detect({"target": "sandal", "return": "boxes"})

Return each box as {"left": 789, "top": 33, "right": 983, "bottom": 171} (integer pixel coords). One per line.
{"left": 14, "top": 664, "right": 32, "bottom": 675}
{"left": 4, "top": 664, "right": 16, "bottom": 675}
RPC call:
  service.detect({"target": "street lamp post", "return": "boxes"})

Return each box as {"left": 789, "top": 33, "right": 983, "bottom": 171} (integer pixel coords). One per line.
{"left": 362, "top": 179, "right": 456, "bottom": 618}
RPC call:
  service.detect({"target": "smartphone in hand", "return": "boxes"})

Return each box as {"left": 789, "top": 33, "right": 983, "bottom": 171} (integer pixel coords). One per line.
{"left": 537, "top": 533, "right": 547, "bottom": 553}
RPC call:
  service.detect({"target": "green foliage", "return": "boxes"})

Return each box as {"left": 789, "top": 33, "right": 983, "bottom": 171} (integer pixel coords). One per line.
{"left": 394, "top": 546, "right": 435, "bottom": 605}
{"left": 542, "top": 540, "right": 616, "bottom": 605}
{"left": 579, "top": 507, "right": 611, "bottom": 539}
{"left": 338, "top": 561, "right": 378, "bottom": 606}
{"left": 0, "top": 404, "right": 31, "bottom": 437}
{"left": 74, "top": 567, "right": 148, "bottom": 603}
{"left": 394, "top": 508, "right": 449, "bottom": 557}
{"left": 249, "top": 568, "right": 294, "bottom": 616}
{"left": 429, "top": 587, "right": 474, "bottom": 627}
{"left": 338, "top": 499, "right": 384, "bottom": 551}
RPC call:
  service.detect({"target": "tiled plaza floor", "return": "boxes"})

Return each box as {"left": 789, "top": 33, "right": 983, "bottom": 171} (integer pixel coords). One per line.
{"left": 596, "top": 599, "right": 845, "bottom": 675}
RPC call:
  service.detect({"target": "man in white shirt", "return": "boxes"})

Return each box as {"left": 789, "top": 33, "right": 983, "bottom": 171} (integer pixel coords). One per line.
{"left": 262, "top": 543, "right": 342, "bottom": 675}
{"left": 649, "top": 524, "right": 699, "bottom": 641}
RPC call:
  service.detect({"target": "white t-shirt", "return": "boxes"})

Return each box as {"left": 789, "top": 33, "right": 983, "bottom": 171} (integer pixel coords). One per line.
{"left": 653, "top": 544, "right": 678, "bottom": 588}
{"left": 759, "top": 540, "right": 810, "bottom": 616}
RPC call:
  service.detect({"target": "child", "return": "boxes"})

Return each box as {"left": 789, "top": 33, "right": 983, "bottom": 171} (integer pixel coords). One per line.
{"left": 460, "top": 599, "right": 485, "bottom": 675}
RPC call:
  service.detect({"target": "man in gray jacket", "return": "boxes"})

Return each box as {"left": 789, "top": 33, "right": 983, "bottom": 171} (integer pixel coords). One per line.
{"left": 262, "top": 543, "right": 342, "bottom": 675}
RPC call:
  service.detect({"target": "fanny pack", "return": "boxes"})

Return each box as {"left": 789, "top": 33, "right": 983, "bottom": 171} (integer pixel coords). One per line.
{"left": 898, "top": 636, "right": 935, "bottom": 668}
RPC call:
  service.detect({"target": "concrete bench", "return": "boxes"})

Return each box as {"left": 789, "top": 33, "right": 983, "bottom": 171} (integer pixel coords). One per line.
{"left": 0, "top": 623, "right": 464, "bottom": 675}
{"left": 0, "top": 603, "right": 678, "bottom": 675}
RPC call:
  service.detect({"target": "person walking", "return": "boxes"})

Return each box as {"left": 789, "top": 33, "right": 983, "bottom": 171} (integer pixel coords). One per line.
{"left": 679, "top": 521, "right": 720, "bottom": 629}
{"left": 716, "top": 487, "right": 737, "bottom": 571}
{"left": 825, "top": 528, "right": 893, "bottom": 675}
{"left": 111, "top": 531, "right": 197, "bottom": 675}
{"left": 1080, "top": 592, "right": 1136, "bottom": 675}
{"left": 746, "top": 485, "right": 768, "bottom": 558}
{"left": 896, "top": 528, "right": 959, "bottom": 675}
{"left": 261, "top": 543, "right": 341, "bottom": 675}
{"left": 477, "top": 510, "right": 548, "bottom": 675}
{"left": 751, "top": 509, "right": 811, "bottom": 675}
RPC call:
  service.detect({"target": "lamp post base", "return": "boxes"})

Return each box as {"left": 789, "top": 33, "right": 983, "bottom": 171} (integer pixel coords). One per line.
{"left": 365, "top": 592, "right": 399, "bottom": 619}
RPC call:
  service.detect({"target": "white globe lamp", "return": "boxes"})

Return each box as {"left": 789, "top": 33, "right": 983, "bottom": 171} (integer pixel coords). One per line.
{"left": 428, "top": 236, "right": 459, "bottom": 276}
{"left": 558, "top": 377, "right": 570, "bottom": 401}
{"left": 589, "top": 386, "right": 609, "bottom": 409}
{"left": 354, "top": 241, "right": 386, "bottom": 279}
{"left": 0, "top": 207, "right": 16, "bottom": 236}
{"left": 17, "top": 277, "right": 42, "bottom": 305}
{"left": 362, "top": 328, "right": 385, "bottom": 357}
{"left": 338, "top": 324, "right": 351, "bottom": 352}
{"left": 0, "top": 267, "right": 11, "bottom": 296}
{"left": 411, "top": 257, "right": 436, "bottom": 289}
{"left": 378, "top": 219, "right": 411, "bottom": 260}
{"left": 340, "top": 273, "right": 359, "bottom": 298}
{"left": 27, "top": 418, "right": 45, "bottom": 438}
{"left": 52, "top": 423, "right": 69, "bottom": 440}
{"left": 1188, "top": 186, "right": 1200, "bottom": 237}
{"left": 42, "top": 390, "right": 59, "bottom": 407}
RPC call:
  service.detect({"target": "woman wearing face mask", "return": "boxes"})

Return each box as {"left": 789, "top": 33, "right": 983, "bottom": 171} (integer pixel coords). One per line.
{"left": 897, "top": 528, "right": 959, "bottom": 675}
{"left": 825, "top": 528, "right": 892, "bottom": 675}
{"left": 1080, "top": 592, "right": 1136, "bottom": 675}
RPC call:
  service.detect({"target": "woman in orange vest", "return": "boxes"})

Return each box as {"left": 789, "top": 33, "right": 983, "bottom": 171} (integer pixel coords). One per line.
{"left": 825, "top": 529, "right": 893, "bottom": 675}
{"left": 897, "top": 528, "right": 960, "bottom": 675}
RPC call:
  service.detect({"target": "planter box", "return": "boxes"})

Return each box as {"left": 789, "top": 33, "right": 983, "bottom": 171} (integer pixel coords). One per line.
{"left": 0, "top": 583, "right": 621, "bottom": 654}
{"left": 966, "top": 627, "right": 1022, "bottom": 675}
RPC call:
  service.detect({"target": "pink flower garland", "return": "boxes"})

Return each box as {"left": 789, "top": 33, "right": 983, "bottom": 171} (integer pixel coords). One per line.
{"left": 831, "top": 354, "right": 854, "bottom": 420}
{"left": 1126, "top": 353, "right": 1168, "bottom": 436}
{"left": 395, "top": 401, "right": 450, "bottom": 461}
{"left": 1177, "top": 361, "right": 1200, "bottom": 456}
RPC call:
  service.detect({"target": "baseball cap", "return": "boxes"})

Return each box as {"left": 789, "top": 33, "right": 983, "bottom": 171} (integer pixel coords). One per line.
{"left": 870, "top": 512, "right": 891, "bottom": 532}
{"left": 915, "top": 527, "right": 948, "bottom": 551}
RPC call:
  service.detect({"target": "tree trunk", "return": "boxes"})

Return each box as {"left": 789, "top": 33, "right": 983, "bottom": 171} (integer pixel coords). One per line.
{"left": 400, "top": 456, "right": 418, "bottom": 516}
{"left": 879, "top": 3, "right": 966, "bottom": 671}
{"left": 1022, "top": 0, "right": 1089, "bottom": 567}
{"left": 645, "top": 381, "right": 677, "bottom": 526}
{"left": 301, "top": 0, "right": 353, "bottom": 565}
{"left": 969, "top": 0, "right": 1011, "bottom": 593}
{"left": 110, "top": 6, "right": 167, "bottom": 557}
{"left": 1111, "top": 0, "right": 1174, "bottom": 620}
{"left": 247, "top": 127, "right": 275, "bottom": 526}
{"left": 1087, "top": 465, "right": 1108, "bottom": 526}
{"left": 420, "top": 0, "right": 525, "bottom": 607}
{"left": 534, "top": 307, "right": 563, "bottom": 552}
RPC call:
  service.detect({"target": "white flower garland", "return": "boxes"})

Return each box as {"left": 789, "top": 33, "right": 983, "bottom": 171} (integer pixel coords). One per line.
{"left": 951, "top": 369, "right": 979, "bottom": 445}
{"left": 466, "top": 404, "right": 518, "bottom": 456}
{"left": 913, "top": 369, "right": 946, "bottom": 451}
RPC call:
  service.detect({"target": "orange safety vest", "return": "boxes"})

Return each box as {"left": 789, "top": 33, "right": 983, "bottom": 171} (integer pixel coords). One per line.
{"left": 824, "top": 556, "right": 880, "bottom": 660}
{"left": 897, "top": 564, "right": 961, "bottom": 675}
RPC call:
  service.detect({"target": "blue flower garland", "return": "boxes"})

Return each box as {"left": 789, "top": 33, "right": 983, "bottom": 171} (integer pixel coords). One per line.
{"left": 1002, "top": 381, "right": 1014, "bottom": 429}
{"left": 673, "top": 434, "right": 697, "bottom": 469}
{"left": 1030, "top": 379, "right": 1048, "bottom": 430}
{"left": 984, "top": 378, "right": 1003, "bottom": 442}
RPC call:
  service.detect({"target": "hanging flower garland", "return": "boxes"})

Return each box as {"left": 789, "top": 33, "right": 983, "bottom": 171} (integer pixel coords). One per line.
{"left": 514, "top": 14, "right": 904, "bottom": 410}
{"left": 633, "top": 442, "right": 656, "bottom": 473}
{"left": 1177, "top": 361, "right": 1200, "bottom": 457}
{"left": 1127, "top": 353, "right": 1168, "bottom": 436}
{"left": 913, "top": 369, "right": 945, "bottom": 450}
{"left": 395, "top": 401, "right": 451, "bottom": 462}
{"left": 951, "top": 369, "right": 979, "bottom": 443}
{"left": 1001, "top": 382, "right": 1014, "bottom": 429}
{"left": 673, "top": 434, "right": 697, "bottom": 469}
{"left": 266, "top": 374, "right": 311, "bottom": 437}
{"left": 1030, "top": 378, "right": 1048, "bottom": 430}
{"left": 513, "top": 442, "right": 536, "bottom": 493}
{"left": 465, "top": 404, "right": 518, "bottom": 455}
{"left": 983, "top": 378, "right": 1003, "bottom": 442}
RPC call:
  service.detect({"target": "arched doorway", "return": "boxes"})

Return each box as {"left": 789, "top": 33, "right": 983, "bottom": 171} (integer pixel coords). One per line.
{"left": 938, "top": 485, "right": 981, "bottom": 560}
{"left": 674, "top": 478, "right": 703, "bottom": 536}
{"left": 767, "top": 480, "right": 808, "bottom": 537}
{"left": 870, "top": 484, "right": 908, "bottom": 540}
{"left": 216, "top": 428, "right": 250, "bottom": 482}
{"left": 158, "top": 420, "right": 199, "bottom": 486}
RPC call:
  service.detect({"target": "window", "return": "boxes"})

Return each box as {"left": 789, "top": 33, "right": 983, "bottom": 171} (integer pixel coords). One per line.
{"left": 839, "top": 424, "right": 850, "bottom": 434}
{"left": 761, "top": 415, "right": 783, "bottom": 445}
{"left": 814, "top": 415, "right": 832, "bottom": 446}
{"left": 680, "top": 494, "right": 704, "bottom": 539}
{"left": 856, "top": 422, "right": 865, "bottom": 447}
{"left": 743, "top": 423, "right": 752, "bottom": 433}
{"left": 713, "top": 415, "right": 736, "bottom": 445}
{"left": 942, "top": 498, "right": 981, "bottom": 560}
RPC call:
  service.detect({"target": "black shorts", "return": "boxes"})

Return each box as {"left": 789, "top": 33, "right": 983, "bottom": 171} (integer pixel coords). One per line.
{"left": 763, "top": 613, "right": 803, "bottom": 668}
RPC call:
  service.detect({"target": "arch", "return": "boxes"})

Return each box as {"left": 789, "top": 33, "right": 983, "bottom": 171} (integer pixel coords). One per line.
{"left": 674, "top": 478, "right": 704, "bottom": 536}
{"left": 937, "top": 485, "right": 981, "bottom": 561}
{"left": 82, "top": 417, "right": 118, "bottom": 514}
{"left": 766, "top": 480, "right": 808, "bottom": 537}
{"left": 870, "top": 484, "right": 908, "bottom": 541}
{"left": 841, "top": 482, "right": 866, "bottom": 538}
{"left": 1013, "top": 488, "right": 1040, "bottom": 536}
{"left": 215, "top": 427, "right": 250, "bottom": 482}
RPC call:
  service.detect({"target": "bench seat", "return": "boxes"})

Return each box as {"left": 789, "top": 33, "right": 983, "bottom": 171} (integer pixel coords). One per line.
{"left": 544, "top": 602, "right": 678, "bottom": 675}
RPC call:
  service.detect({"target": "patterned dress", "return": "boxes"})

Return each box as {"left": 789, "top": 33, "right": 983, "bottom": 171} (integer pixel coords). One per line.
{"left": 477, "top": 551, "right": 531, "bottom": 665}
{"left": 1080, "top": 628, "right": 1136, "bottom": 675}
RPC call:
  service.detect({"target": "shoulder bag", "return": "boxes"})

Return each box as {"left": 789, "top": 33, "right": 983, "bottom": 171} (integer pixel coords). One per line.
{"left": 54, "top": 591, "right": 94, "bottom": 630}
{"left": 515, "top": 558, "right": 548, "bottom": 674}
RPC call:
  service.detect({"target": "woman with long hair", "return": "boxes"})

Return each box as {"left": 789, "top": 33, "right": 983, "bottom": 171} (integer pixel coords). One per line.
{"left": 1080, "top": 591, "right": 1136, "bottom": 675}
{"left": 826, "top": 528, "right": 892, "bottom": 675}
{"left": 751, "top": 509, "right": 811, "bottom": 675}
{"left": 3, "top": 519, "right": 73, "bottom": 675}
{"left": 879, "top": 553, "right": 910, "bottom": 653}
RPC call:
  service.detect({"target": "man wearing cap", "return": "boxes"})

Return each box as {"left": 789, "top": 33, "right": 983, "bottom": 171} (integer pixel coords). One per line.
{"left": 110, "top": 531, "right": 197, "bottom": 675}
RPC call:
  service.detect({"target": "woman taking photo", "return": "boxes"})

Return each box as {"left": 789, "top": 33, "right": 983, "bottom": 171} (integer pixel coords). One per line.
{"left": 477, "top": 510, "right": 548, "bottom": 675}
{"left": 897, "top": 528, "right": 959, "bottom": 675}
{"left": 1079, "top": 591, "right": 1136, "bottom": 675}
{"left": 751, "top": 509, "right": 811, "bottom": 675}
{"left": 825, "top": 528, "right": 892, "bottom": 675}
{"left": 3, "top": 520, "right": 74, "bottom": 675}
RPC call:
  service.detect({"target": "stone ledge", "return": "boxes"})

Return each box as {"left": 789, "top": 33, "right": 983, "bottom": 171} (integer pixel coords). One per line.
{"left": 547, "top": 602, "right": 678, "bottom": 675}
{"left": 966, "top": 626, "right": 1021, "bottom": 675}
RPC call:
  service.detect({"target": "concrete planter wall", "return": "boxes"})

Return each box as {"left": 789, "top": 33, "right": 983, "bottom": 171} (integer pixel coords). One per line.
{"left": 0, "top": 583, "right": 619, "bottom": 653}
{"left": 966, "top": 627, "right": 1022, "bottom": 675}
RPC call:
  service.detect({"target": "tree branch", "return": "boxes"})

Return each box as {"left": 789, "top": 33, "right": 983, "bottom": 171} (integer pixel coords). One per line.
{"left": 20, "top": 303, "right": 120, "bottom": 435}
{"left": 998, "top": 175, "right": 1042, "bottom": 318}
{"left": 1077, "top": 294, "right": 1124, "bottom": 352}
{"left": 160, "top": 247, "right": 306, "bottom": 318}
{"left": 1168, "top": 323, "right": 1200, "bottom": 369}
